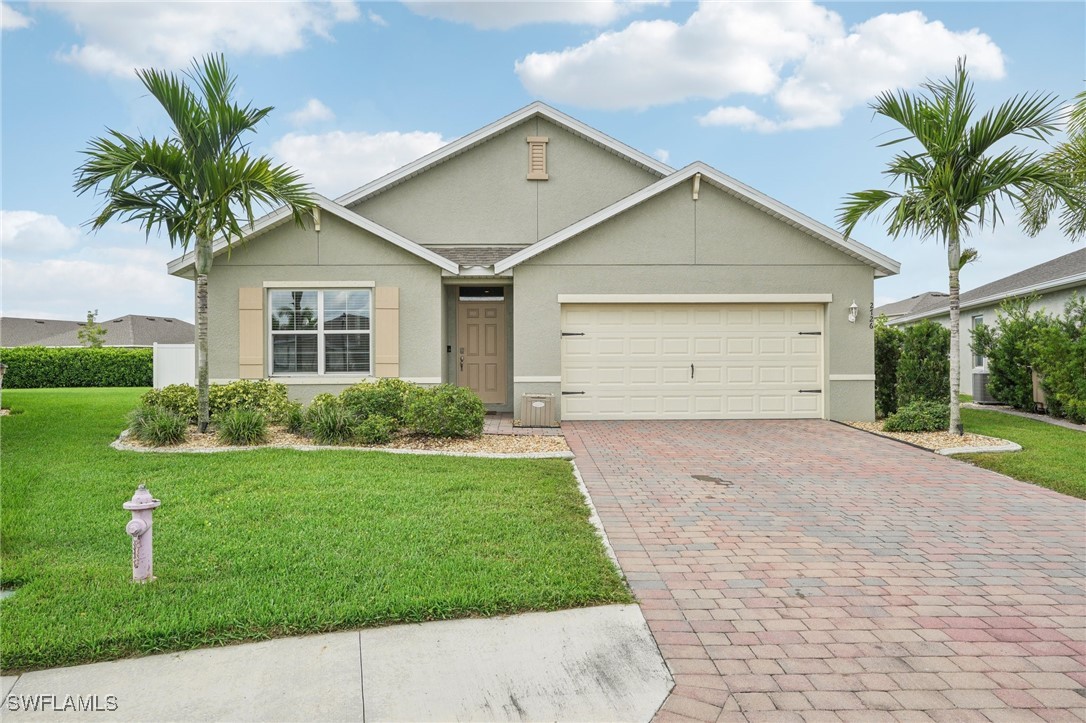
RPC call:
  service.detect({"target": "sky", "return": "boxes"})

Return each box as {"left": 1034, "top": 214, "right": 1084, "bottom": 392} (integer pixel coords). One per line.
{"left": 1, "top": 0, "right": 1083, "bottom": 323}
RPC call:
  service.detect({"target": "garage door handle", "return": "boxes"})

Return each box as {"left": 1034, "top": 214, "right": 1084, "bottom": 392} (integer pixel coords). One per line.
{"left": 691, "top": 363, "right": 694, "bottom": 378}
{"left": 799, "top": 389, "right": 822, "bottom": 393}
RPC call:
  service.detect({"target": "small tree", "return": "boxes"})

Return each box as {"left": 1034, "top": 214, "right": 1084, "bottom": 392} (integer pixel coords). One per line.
{"left": 873, "top": 315, "right": 904, "bottom": 418}
{"left": 896, "top": 320, "right": 950, "bottom": 407}
{"left": 1031, "top": 294, "right": 1086, "bottom": 422}
{"left": 77, "top": 310, "right": 108, "bottom": 348}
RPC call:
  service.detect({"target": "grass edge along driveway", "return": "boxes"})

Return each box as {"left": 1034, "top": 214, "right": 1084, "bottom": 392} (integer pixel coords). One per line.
{"left": 0, "top": 388, "right": 631, "bottom": 672}
{"left": 957, "top": 406, "right": 1086, "bottom": 499}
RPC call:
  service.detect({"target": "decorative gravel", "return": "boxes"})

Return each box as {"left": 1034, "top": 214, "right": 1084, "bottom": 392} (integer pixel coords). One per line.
{"left": 115, "top": 425, "right": 571, "bottom": 457}
{"left": 847, "top": 421, "right": 1017, "bottom": 453}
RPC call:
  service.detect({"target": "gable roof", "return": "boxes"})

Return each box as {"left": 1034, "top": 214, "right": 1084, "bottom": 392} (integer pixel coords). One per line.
{"left": 493, "top": 162, "right": 900, "bottom": 277}
{"left": 1, "top": 315, "right": 194, "bottom": 347}
{"left": 167, "top": 194, "right": 459, "bottom": 276}
{"left": 335, "top": 102, "right": 674, "bottom": 208}
{"left": 887, "top": 248, "right": 1086, "bottom": 325}
{"left": 874, "top": 291, "right": 949, "bottom": 318}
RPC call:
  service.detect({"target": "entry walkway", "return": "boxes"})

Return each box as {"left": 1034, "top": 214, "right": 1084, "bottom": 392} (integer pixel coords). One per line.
{"left": 565, "top": 420, "right": 1086, "bottom": 721}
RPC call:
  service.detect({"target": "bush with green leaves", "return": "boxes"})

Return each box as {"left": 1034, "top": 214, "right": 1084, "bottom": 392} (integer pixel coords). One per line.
{"left": 971, "top": 297, "right": 1056, "bottom": 410}
{"left": 142, "top": 380, "right": 291, "bottom": 423}
{"left": 284, "top": 401, "right": 306, "bottom": 434}
{"left": 1030, "top": 294, "right": 1086, "bottom": 423}
{"left": 339, "top": 378, "right": 418, "bottom": 423}
{"left": 128, "top": 405, "right": 188, "bottom": 446}
{"left": 215, "top": 407, "right": 269, "bottom": 446}
{"left": 306, "top": 398, "right": 355, "bottom": 445}
{"left": 405, "top": 384, "right": 485, "bottom": 438}
{"left": 0, "top": 347, "right": 152, "bottom": 388}
{"left": 896, "top": 319, "right": 950, "bottom": 406}
{"left": 874, "top": 317, "right": 904, "bottom": 418}
{"left": 883, "top": 400, "right": 950, "bottom": 433}
{"left": 355, "top": 413, "right": 398, "bottom": 445}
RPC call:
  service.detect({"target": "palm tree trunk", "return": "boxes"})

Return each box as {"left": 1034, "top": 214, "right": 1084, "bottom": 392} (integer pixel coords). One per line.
{"left": 947, "top": 231, "right": 964, "bottom": 435}
{"left": 195, "top": 238, "right": 211, "bottom": 433}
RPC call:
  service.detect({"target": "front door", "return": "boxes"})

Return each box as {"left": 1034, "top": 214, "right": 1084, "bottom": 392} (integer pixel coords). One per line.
{"left": 457, "top": 300, "right": 507, "bottom": 404}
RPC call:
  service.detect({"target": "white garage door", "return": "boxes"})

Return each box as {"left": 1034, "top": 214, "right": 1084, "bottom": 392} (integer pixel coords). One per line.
{"left": 561, "top": 303, "right": 823, "bottom": 420}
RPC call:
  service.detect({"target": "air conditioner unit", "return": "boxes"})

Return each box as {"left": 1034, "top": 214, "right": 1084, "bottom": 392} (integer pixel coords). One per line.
{"left": 973, "top": 371, "right": 997, "bottom": 404}
{"left": 517, "top": 394, "right": 558, "bottom": 428}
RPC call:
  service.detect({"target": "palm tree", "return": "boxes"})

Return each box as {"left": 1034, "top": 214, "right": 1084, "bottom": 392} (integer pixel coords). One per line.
{"left": 1022, "top": 90, "right": 1086, "bottom": 242}
{"left": 839, "top": 58, "right": 1073, "bottom": 435}
{"left": 75, "top": 55, "right": 314, "bottom": 432}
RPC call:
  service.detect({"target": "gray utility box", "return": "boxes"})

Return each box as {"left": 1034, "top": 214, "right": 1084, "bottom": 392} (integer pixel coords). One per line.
{"left": 518, "top": 394, "right": 559, "bottom": 428}
{"left": 973, "top": 370, "right": 997, "bottom": 404}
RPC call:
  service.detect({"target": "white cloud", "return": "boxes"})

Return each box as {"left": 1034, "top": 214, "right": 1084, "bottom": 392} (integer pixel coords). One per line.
{"left": 49, "top": 1, "right": 360, "bottom": 76}
{"left": 272, "top": 129, "right": 448, "bottom": 197}
{"left": 1, "top": 211, "right": 81, "bottom": 255}
{"left": 1, "top": 243, "right": 193, "bottom": 322}
{"left": 652, "top": 148, "right": 670, "bottom": 163}
{"left": 516, "top": 2, "right": 1004, "bottom": 131}
{"left": 288, "top": 99, "right": 336, "bottom": 127}
{"left": 403, "top": 0, "right": 664, "bottom": 29}
{"left": 367, "top": 9, "right": 388, "bottom": 27}
{"left": 1, "top": 2, "right": 31, "bottom": 30}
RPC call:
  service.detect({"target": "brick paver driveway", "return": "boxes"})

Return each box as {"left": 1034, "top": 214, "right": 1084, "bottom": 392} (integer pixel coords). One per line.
{"left": 564, "top": 420, "right": 1085, "bottom": 722}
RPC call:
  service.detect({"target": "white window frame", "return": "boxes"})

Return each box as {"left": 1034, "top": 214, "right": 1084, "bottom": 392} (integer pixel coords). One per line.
{"left": 267, "top": 288, "right": 374, "bottom": 377}
{"left": 971, "top": 314, "right": 986, "bottom": 369}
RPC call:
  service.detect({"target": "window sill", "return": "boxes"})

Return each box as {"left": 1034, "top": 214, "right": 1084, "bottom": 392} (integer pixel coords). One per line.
{"left": 269, "top": 375, "right": 374, "bottom": 385}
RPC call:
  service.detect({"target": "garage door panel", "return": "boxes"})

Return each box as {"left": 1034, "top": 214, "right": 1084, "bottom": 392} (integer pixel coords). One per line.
{"left": 561, "top": 303, "right": 823, "bottom": 420}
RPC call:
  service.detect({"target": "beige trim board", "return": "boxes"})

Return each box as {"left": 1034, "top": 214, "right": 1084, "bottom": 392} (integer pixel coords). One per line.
{"left": 514, "top": 376, "right": 561, "bottom": 383}
{"left": 263, "top": 281, "right": 374, "bottom": 288}
{"left": 829, "top": 374, "right": 876, "bottom": 381}
{"left": 268, "top": 376, "right": 375, "bottom": 385}
{"left": 557, "top": 294, "right": 833, "bottom": 304}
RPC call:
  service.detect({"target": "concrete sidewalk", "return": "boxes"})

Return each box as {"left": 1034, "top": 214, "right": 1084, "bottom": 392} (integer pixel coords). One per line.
{"left": 3, "top": 605, "right": 672, "bottom": 722}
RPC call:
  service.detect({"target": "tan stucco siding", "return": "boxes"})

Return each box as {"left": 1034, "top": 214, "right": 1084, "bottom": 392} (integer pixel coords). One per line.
{"left": 206, "top": 213, "right": 444, "bottom": 393}
{"left": 352, "top": 118, "right": 659, "bottom": 247}
{"left": 513, "top": 184, "right": 878, "bottom": 421}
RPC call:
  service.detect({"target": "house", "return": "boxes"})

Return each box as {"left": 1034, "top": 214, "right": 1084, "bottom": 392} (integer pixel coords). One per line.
{"left": 0, "top": 315, "right": 195, "bottom": 348}
{"left": 877, "top": 248, "right": 1086, "bottom": 395}
{"left": 167, "top": 103, "right": 900, "bottom": 422}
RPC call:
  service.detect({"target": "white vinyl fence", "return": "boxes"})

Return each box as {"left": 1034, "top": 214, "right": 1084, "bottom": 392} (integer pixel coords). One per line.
{"left": 152, "top": 343, "right": 195, "bottom": 388}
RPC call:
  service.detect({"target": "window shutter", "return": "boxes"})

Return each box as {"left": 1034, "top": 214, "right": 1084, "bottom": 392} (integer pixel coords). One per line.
{"left": 527, "top": 136, "right": 549, "bottom": 180}
{"left": 374, "top": 287, "right": 399, "bottom": 378}
{"left": 238, "top": 287, "right": 264, "bottom": 379}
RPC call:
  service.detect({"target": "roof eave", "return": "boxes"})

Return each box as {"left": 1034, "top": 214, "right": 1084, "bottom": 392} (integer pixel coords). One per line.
{"left": 887, "top": 271, "right": 1086, "bottom": 325}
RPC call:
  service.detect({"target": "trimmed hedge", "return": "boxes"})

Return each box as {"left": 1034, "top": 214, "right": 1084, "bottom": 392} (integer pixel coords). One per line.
{"left": 0, "top": 347, "right": 152, "bottom": 389}
{"left": 896, "top": 320, "right": 950, "bottom": 406}
{"left": 883, "top": 400, "right": 950, "bottom": 433}
{"left": 874, "top": 318, "right": 904, "bottom": 418}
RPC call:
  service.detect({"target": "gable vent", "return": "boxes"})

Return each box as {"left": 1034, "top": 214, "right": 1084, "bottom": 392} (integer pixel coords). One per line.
{"left": 527, "top": 136, "right": 549, "bottom": 180}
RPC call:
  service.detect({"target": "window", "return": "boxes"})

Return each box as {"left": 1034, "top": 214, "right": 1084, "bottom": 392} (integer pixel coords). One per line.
{"left": 971, "top": 314, "right": 985, "bottom": 369}
{"left": 270, "top": 289, "right": 371, "bottom": 375}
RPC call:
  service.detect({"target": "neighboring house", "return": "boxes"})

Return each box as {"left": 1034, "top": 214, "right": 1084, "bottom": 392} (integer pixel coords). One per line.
{"left": 167, "top": 102, "right": 900, "bottom": 422}
{"left": 877, "top": 248, "right": 1086, "bottom": 395}
{"left": 0, "top": 315, "right": 195, "bottom": 348}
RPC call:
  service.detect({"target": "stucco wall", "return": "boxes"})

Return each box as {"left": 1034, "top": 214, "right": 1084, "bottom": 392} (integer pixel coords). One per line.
{"left": 512, "top": 182, "right": 879, "bottom": 421}
{"left": 924, "top": 286, "right": 1084, "bottom": 395}
{"left": 205, "top": 212, "right": 444, "bottom": 399}
{"left": 351, "top": 118, "right": 659, "bottom": 247}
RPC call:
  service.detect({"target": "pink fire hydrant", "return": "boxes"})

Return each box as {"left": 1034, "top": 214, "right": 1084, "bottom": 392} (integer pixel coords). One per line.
{"left": 123, "top": 484, "right": 161, "bottom": 583}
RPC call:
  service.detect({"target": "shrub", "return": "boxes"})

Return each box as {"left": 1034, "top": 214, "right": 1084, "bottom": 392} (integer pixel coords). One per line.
{"left": 355, "top": 413, "right": 398, "bottom": 445}
{"left": 308, "top": 393, "right": 338, "bottom": 410}
{"left": 883, "top": 400, "right": 950, "bottom": 433}
{"left": 0, "top": 347, "right": 152, "bottom": 388}
{"left": 284, "top": 401, "right": 306, "bottom": 434}
{"left": 128, "top": 405, "right": 188, "bottom": 446}
{"left": 874, "top": 317, "right": 904, "bottom": 418}
{"left": 339, "top": 378, "right": 418, "bottom": 423}
{"left": 896, "top": 320, "right": 950, "bottom": 406}
{"left": 972, "top": 297, "right": 1056, "bottom": 410}
{"left": 215, "top": 407, "right": 268, "bottom": 446}
{"left": 405, "top": 384, "right": 485, "bottom": 438}
{"left": 1030, "top": 294, "right": 1086, "bottom": 422}
{"left": 306, "top": 399, "right": 355, "bottom": 445}
{"left": 209, "top": 380, "right": 292, "bottom": 423}
{"left": 141, "top": 384, "right": 198, "bottom": 421}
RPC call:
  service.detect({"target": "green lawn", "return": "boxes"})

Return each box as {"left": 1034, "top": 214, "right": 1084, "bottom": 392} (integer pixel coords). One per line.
{"left": 958, "top": 407, "right": 1086, "bottom": 499}
{"left": 0, "top": 388, "right": 630, "bottom": 672}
